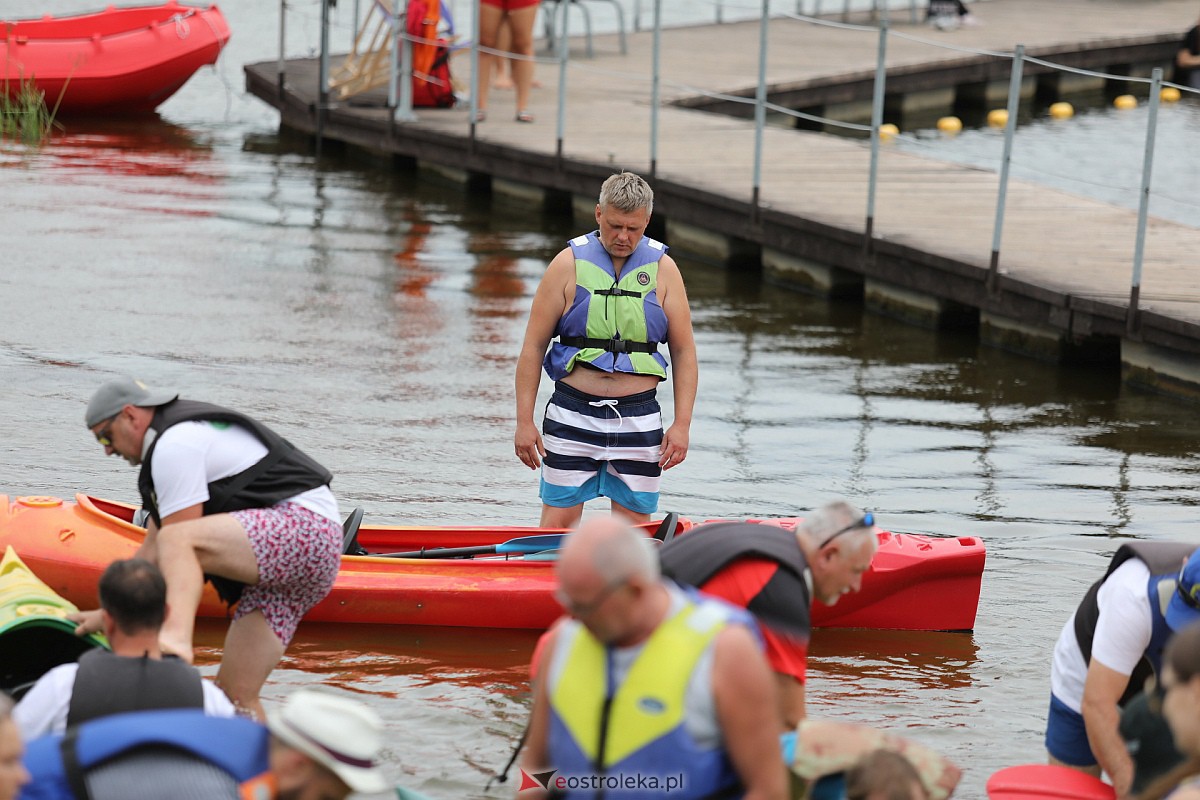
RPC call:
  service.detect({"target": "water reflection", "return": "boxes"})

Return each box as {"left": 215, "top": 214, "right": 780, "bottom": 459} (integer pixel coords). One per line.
{"left": 9, "top": 66, "right": 1200, "bottom": 795}
{"left": 9, "top": 116, "right": 218, "bottom": 184}
{"left": 810, "top": 629, "right": 980, "bottom": 691}
{"left": 196, "top": 620, "right": 538, "bottom": 692}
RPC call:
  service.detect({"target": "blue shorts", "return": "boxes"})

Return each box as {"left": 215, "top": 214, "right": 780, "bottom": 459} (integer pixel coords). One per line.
{"left": 539, "top": 382, "right": 663, "bottom": 514}
{"left": 1045, "top": 693, "right": 1098, "bottom": 767}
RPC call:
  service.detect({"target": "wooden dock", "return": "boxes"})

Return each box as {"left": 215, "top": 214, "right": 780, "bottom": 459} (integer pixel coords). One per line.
{"left": 246, "top": 0, "right": 1200, "bottom": 398}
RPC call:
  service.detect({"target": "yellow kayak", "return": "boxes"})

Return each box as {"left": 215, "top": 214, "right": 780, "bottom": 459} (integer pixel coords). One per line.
{"left": 0, "top": 545, "right": 107, "bottom": 698}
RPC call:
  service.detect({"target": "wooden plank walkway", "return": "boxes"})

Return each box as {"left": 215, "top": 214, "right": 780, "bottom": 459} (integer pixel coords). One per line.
{"left": 247, "top": 0, "right": 1200, "bottom": 373}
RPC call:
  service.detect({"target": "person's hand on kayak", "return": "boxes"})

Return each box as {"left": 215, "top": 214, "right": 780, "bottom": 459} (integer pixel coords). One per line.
{"left": 68, "top": 608, "right": 104, "bottom": 636}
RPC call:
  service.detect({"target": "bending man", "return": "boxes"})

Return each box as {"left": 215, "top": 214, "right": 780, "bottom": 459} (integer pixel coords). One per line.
{"left": 521, "top": 517, "right": 786, "bottom": 799}
{"left": 79, "top": 377, "right": 343, "bottom": 719}
{"left": 1046, "top": 543, "right": 1200, "bottom": 794}
{"left": 660, "top": 501, "right": 878, "bottom": 727}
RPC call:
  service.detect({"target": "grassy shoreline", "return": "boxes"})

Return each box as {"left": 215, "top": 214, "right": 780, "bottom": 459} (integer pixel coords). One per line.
{"left": 0, "top": 79, "right": 57, "bottom": 144}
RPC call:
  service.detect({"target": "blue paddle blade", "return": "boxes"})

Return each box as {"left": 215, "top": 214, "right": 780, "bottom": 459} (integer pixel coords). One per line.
{"left": 496, "top": 534, "right": 567, "bottom": 554}
{"left": 523, "top": 550, "right": 560, "bottom": 561}
{"left": 396, "top": 787, "right": 437, "bottom": 800}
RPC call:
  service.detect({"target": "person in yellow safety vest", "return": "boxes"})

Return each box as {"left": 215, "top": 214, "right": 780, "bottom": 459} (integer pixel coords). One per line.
{"left": 520, "top": 516, "right": 787, "bottom": 800}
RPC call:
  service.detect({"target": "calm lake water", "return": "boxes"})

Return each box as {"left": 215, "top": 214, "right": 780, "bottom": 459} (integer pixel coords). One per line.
{"left": 2, "top": 2, "right": 1200, "bottom": 798}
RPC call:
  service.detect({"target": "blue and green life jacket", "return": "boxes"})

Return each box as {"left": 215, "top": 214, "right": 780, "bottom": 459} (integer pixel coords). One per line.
{"left": 543, "top": 233, "right": 670, "bottom": 382}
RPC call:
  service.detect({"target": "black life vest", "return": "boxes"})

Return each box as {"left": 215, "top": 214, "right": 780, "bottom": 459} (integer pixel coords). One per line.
{"left": 66, "top": 649, "right": 205, "bottom": 728}
{"left": 1072, "top": 541, "right": 1195, "bottom": 705}
{"left": 659, "top": 521, "right": 812, "bottom": 640}
{"left": 137, "top": 399, "right": 333, "bottom": 604}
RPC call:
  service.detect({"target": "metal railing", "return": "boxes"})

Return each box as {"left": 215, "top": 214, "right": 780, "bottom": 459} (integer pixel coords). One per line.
{"left": 290, "top": 0, "right": 1197, "bottom": 333}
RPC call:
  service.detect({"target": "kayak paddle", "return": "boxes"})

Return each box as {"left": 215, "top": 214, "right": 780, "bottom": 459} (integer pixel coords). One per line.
{"left": 376, "top": 533, "right": 568, "bottom": 559}
{"left": 986, "top": 765, "right": 1115, "bottom": 800}
{"left": 373, "top": 512, "right": 679, "bottom": 559}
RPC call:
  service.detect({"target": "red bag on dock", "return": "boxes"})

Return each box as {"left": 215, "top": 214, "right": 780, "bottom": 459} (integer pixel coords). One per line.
{"left": 407, "top": 0, "right": 456, "bottom": 108}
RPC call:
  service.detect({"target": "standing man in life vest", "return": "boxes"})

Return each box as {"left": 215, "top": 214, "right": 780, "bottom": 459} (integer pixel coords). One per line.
{"left": 76, "top": 378, "right": 343, "bottom": 720}
{"left": 520, "top": 517, "right": 787, "bottom": 800}
{"left": 1045, "top": 543, "right": 1200, "bottom": 795}
{"left": 14, "top": 558, "right": 235, "bottom": 740}
{"left": 514, "top": 171, "right": 697, "bottom": 527}
{"left": 659, "top": 501, "right": 879, "bottom": 728}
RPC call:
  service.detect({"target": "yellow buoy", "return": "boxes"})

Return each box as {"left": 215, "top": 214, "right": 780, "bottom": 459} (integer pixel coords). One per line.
{"left": 1048, "top": 101, "right": 1074, "bottom": 120}
{"left": 878, "top": 123, "right": 899, "bottom": 141}
{"left": 1161, "top": 86, "right": 1182, "bottom": 103}
{"left": 986, "top": 109, "right": 1009, "bottom": 128}
{"left": 1113, "top": 94, "right": 1137, "bottom": 110}
{"left": 936, "top": 116, "right": 963, "bottom": 134}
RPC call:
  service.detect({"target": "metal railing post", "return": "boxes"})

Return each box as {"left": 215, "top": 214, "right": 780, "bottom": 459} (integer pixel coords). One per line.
{"left": 751, "top": 0, "right": 769, "bottom": 220}
{"left": 396, "top": 11, "right": 417, "bottom": 122}
{"left": 864, "top": 19, "right": 888, "bottom": 243}
{"left": 318, "top": 0, "right": 331, "bottom": 147}
{"left": 469, "top": 0, "right": 480, "bottom": 148}
{"left": 387, "top": 3, "right": 399, "bottom": 109}
{"left": 277, "top": 0, "right": 287, "bottom": 99}
{"left": 555, "top": 0, "right": 570, "bottom": 165}
{"left": 988, "top": 44, "right": 1024, "bottom": 288}
{"left": 352, "top": 0, "right": 361, "bottom": 50}
{"left": 1128, "top": 67, "right": 1163, "bottom": 334}
{"left": 650, "top": 0, "right": 662, "bottom": 178}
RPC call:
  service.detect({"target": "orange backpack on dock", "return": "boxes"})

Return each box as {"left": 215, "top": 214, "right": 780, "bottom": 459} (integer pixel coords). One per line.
{"left": 406, "top": 0, "right": 455, "bottom": 108}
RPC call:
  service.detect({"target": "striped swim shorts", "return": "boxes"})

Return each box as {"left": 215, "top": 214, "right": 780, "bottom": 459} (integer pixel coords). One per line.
{"left": 540, "top": 382, "right": 663, "bottom": 514}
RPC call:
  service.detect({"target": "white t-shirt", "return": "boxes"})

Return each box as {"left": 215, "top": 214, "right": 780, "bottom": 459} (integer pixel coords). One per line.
{"left": 1050, "top": 559, "right": 1153, "bottom": 713}
{"left": 13, "top": 662, "right": 238, "bottom": 741}
{"left": 149, "top": 421, "right": 338, "bottom": 523}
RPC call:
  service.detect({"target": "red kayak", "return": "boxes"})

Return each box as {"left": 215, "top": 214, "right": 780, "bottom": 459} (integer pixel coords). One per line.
{"left": 0, "top": 2, "right": 231, "bottom": 114}
{"left": 0, "top": 494, "right": 985, "bottom": 631}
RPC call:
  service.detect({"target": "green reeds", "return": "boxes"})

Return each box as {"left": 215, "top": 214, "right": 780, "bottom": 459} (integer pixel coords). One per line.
{"left": 0, "top": 78, "right": 56, "bottom": 145}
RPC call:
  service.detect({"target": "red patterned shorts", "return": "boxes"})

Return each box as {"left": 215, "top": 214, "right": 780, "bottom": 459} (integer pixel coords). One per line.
{"left": 229, "top": 503, "right": 342, "bottom": 645}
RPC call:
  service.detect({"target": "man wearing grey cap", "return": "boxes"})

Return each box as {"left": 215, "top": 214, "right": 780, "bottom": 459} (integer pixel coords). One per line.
{"left": 79, "top": 378, "right": 342, "bottom": 721}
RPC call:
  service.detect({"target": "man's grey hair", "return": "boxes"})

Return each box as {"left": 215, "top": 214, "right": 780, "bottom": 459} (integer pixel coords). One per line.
{"left": 592, "top": 522, "right": 661, "bottom": 585}
{"left": 799, "top": 500, "right": 873, "bottom": 551}
{"left": 598, "top": 171, "right": 654, "bottom": 215}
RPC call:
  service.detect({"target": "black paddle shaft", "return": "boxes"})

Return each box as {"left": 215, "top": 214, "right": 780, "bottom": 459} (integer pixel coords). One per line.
{"left": 377, "top": 544, "right": 501, "bottom": 559}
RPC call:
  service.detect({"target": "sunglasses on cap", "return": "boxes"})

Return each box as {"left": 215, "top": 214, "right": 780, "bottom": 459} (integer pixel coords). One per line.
{"left": 822, "top": 512, "right": 874, "bottom": 548}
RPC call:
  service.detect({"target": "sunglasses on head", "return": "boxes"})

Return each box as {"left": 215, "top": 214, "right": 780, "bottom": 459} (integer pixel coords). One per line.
{"left": 822, "top": 512, "right": 874, "bottom": 548}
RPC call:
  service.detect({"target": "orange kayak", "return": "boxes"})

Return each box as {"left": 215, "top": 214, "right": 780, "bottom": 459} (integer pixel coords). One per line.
{"left": 0, "top": 2, "right": 231, "bottom": 114}
{"left": 0, "top": 494, "right": 984, "bottom": 631}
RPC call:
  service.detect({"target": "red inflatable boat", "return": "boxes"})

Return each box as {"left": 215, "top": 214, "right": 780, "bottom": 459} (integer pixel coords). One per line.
{"left": 0, "top": 2, "right": 230, "bottom": 114}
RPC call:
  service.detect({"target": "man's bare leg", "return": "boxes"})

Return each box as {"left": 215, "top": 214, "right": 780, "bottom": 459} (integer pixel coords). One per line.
{"left": 155, "top": 514, "right": 259, "bottom": 663}
{"left": 610, "top": 501, "right": 651, "bottom": 525}
{"left": 216, "top": 610, "right": 286, "bottom": 721}
{"left": 540, "top": 503, "right": 583, "bottom": 529}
